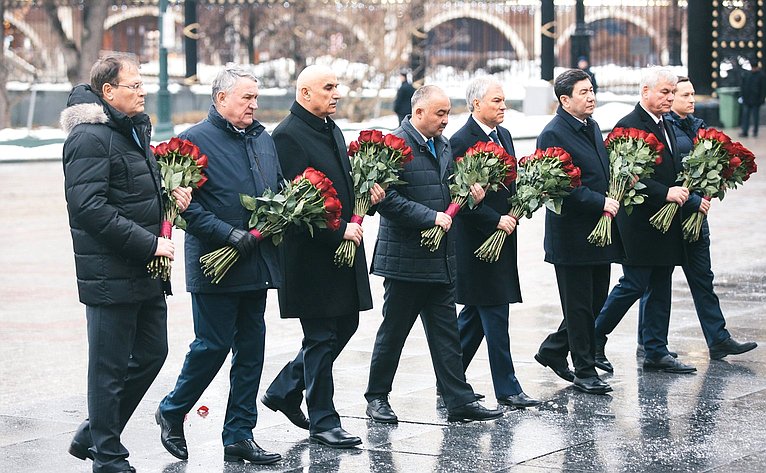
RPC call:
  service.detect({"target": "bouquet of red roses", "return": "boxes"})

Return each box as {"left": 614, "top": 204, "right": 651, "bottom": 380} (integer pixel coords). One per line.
{"left": 147, "top": 137, "right": 209, "bottom": 280}
{"left": 474, "top": 147, "right": 580, "bottom": 262}
{"left": 333, "top": 129, "right": 413, "bottom": 267}
{"left": 650, "top": 127, "right": 734, "bottom": 234}
{"left": 421, "top": 141, "right": 515, "bottom": 252}
{"left": 681, "top": 133, "right": 757, "bottom": 241}
{"left": 587, "top": 127, "right": 664, "bottom": 246}
{"left": 200, "top": 167, "right": 342, "bottom": 284}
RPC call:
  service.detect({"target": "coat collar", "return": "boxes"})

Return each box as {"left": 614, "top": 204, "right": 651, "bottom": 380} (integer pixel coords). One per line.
{"left": 289, "top": 101, "right": 337, "bottom": 133}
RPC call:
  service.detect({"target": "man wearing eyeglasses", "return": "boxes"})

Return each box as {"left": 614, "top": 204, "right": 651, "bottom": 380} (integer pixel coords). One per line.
{"left": 61, "top": 54, "right": 191, "bottom": 473}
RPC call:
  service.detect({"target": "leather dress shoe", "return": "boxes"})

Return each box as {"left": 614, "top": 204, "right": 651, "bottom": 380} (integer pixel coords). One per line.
{"left": 366, "top": 398, "right": 398, "bottom": 423}
{"left": 709, "top": 338, "right": 758, "bottom": 360}
{"left": 534, "top": 353, "right": 575, "bottom": 382}
{"left": 69, "top": 420, "right": 93, "bottom": 461}
{"left": 155, "top": 406, "right": 188, "bottom": 460}
{"left": 637, "top": 344, "right": 677, "bottom": 358}
{"left": 310, "top": 427, "right": 362, "bottom": 448}
{"left": 594, "top": 344, "right": 614, "bottom": 373}
{"left": 643, "top": 355, "right": 696, "bottom": 374}
{"left": 497, "top": 392, "right": 541, "bottom": 408}
{"left": 447, "top": 401, "right": 503, "bottom": 422}
{"left": 261, "top": 393, "right": 310, "bottom": 430}
{"left": 573, "top": 376, "right": 612, "bottom": 394}
{"left": 223, "top": 439, "right": 281, "bottom": 464}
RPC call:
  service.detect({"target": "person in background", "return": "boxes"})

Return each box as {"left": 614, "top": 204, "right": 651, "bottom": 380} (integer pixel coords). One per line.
{"left": 393, "top": 70, "right": 416, "bottom": 125}
{"left": 635, "top": 76, "right": 756, "bottom": 361}
{"left": 577, "top": 56, "right": 598, "bottom": 95}
{"left": 739, "top": 62, "right": 766, "bottom": 137}
{"left": 156, "top": 64, "right": 282, "bottom": 465}
{"left": 61, "top": 54, "right": 191, "bottom": 473}
{"left": 365, "top": 84, "right": 504, "bottom": 424}
{"left": 534, "top": 69, "right": 622, "bottom": 395}
{"left": 449, "top": 76, "right": 540, "bottom": 408}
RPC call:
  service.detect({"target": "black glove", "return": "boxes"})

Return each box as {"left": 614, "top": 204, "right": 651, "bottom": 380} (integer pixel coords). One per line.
{"left": 227, "top": 228, "right": 258, "bottom": 257}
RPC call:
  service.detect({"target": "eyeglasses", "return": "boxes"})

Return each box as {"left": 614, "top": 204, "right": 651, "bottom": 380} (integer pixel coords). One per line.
{"left": 111, "top": 82, "right": 144, "bottom": 91}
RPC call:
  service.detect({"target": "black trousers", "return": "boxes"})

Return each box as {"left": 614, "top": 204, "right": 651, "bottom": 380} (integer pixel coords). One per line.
{"left": 538, "top": 264, "right": 611, "bottom": 379}
{"left": 365, "top": 279, "right": 475, "bottom": 411}
{"left": 80, "top": 296, "right": 168, "bottom": 473}
{"left": 265, "top": 313, "right": 358, "bottom": 434}
{"left": 160, "top": 291, "right": 267, "bottom": 446}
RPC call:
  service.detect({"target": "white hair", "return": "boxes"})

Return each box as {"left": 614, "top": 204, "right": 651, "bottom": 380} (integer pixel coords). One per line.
{"left": 465, "top": 76, "right": 503, "bottom": 112}
{"left": 640, "top": 67, "right": 678, "bottom": 91}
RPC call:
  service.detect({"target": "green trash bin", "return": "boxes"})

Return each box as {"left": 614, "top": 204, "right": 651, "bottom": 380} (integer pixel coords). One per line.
{"left": 717, "top": 87, "right": 740, "bottom": 129}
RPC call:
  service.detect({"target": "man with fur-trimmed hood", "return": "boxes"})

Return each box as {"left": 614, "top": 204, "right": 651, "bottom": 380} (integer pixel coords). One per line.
{"left": 60, "top": 54, "right": 190, "bottom": 473}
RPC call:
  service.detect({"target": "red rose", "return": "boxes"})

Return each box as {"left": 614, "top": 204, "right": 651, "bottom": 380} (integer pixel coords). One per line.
{"left": 383, "top": 133, "right": 405, "bottom": 150}
{"left": 168, "top": 136, "right": 183, "bottom": 152}
{"left": 316, "top": 177, "right": 333, "bottom": 193}
{"left": 302, "top": 167, "right": 326, "bottom": 187}
{"left": 196, "top": 154, "right": 208, "bottom": 168}
{"left": 348, "top": 140, "right": 360, "bottom": 156}
{"left": 179, "top": 140, "right": 196, "bottom": 157}
{"left": 196, "top": 175, "right": 208, "bottom": 188}
{"left": 358, "top": 130, "right": 374, "bottom": 143}
{"left": 401, "top": 146, "right": 414, "bottom": 164}
{"left": 153, "top": 142, "right": 169, "bottom": 156}
{"left": 371, "top": 129, "right": 384, "bottom": 144}
{"left": 655, "top": 155, "right": 663, "bottom": 166}
{"left": 729, "top": 156, "right": 742, "bottom": 168}
{"left": 324, "top": 196, "right": 342, "bottom": 213}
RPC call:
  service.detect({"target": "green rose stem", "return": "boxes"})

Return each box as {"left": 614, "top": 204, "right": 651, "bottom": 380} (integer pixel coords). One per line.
{"left": 649, "top": 177, "right": 692, "bottom": 233}
{"left": 333, "top": 193, "right": 371, "bottom": 267}
{"left": 420, "top": 196, "right": 467, "bottom": 252}
{"left": 474, "top": 208, "right": 520, "bottom": 263}
{"left": 587, "top": 174, "right": 630, "bottom": 247}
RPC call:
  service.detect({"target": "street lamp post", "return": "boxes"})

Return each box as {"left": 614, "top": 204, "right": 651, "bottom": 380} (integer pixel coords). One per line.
{"left": 569, "top": 0, "right": 591, "bottom": 67}
{"left": 155, "top": 0, "right": 173, "bottom": 139}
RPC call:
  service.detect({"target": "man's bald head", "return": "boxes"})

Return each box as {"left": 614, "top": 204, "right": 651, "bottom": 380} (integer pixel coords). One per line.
{"left": 296, "top": 65, "right": 340, "bottom": 118}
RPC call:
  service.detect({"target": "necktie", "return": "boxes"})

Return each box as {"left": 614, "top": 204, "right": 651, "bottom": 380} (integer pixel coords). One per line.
{"left": 659, "top": 117, "right": 673, "bottom": 154}
{"left": 427, "top": 138, "right": 437, "bottom": 157}
{"left": 488, "top": 130, "right": 500, "bottom": 145}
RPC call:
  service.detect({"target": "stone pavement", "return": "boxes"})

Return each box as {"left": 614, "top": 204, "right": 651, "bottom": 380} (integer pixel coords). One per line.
{"left": 1, "top": 133, "right": 765, "bottom": 472}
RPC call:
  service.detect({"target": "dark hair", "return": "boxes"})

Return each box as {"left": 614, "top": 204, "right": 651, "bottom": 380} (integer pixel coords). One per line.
{"left": 553, "top": 69, "right": 591, "bottom": 103}
{"left": 90, "top": 54, "right": 138, "bottom": 98}
{"left": 677, "top": 76, "right": 690, "bottom": 83}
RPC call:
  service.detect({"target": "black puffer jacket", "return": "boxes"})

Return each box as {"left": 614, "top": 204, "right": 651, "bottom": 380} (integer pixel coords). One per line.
{"left": 60, "top": 84, "right": 164, "bottom": 306}
{"left": 371, "top": 117, "right": 455, "bottom": 284}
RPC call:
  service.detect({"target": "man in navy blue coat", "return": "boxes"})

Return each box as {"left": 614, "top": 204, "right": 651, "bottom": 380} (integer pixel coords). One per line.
{"left": 594, "top": 68, "right": 696, "bottom": 374}
{"left": 534, "top": 69, "right": 623, "bottom": 394}
{"left": 449, "top": 76, "right": 540, "bottom": 407}
{"left": 156, "top": 65, "right": 282, "bottom": 465}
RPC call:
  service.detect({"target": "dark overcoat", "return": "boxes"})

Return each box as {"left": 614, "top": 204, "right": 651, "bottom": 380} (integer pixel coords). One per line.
{"left": 272, "top": 102, "right": 373, "bottom": 318}
{"left": 614, "top": 103, "right": 684, "bottom": 266}
{"left": 371, "top": 117, "right": 455, "bottom": 284}
{"left": 449, "top": 116, "right": 522, "bottom": 305}
{"left": 60, "top": 84, "right": 165, "bottom": 305}
{"left": 539, "top": 106, "right": 624, "bottom": 265}
{"left": 179, "top": 105, "right": 283, "bottom": 294}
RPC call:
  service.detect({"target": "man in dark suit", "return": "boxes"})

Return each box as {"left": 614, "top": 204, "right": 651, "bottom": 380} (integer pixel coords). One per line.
{"left": 261, "top": 65, "right": 385, "bottom": 448}
{"left": 155, "top": 65, "right": 282, "bottom": 465}
{"left": 534, "top": 69, "right": 623, "bottom": 395}
{"left": 594, "top": 67, "right": 696, "bottom": 374}
{"left": 365, "top": 84, "right": 503, "bottom": 424}
{"left": 393, "top": 70, "right": 416, "bottom": 124}
{"left": 449, "top": 76, "right": 540, "bottom": 407}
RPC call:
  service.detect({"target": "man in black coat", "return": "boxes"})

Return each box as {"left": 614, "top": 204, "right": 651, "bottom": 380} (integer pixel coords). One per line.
{"left": 739, "top": 63, "right": 766, "bottom": 137}
{"left": 534, "top": 69, "right": 623, "bottom": 395}
{"left": 61, "top": 55, "right": 191, "bottom": 473}
{"left": 365, "top": 85, "right": 503, "bottom": 424}
{"left": 156, "top": 65, "right": 282, "bottom": 465}
{"left": 393, "top": 70, "right": 416, "bottom": 124}
{"left": 594, "top": 67, "right": 696, "bottom": 374}
{"left": 261, "top": 65, "right": 385, "bottom": 448}
{"left": 449, "top": 76, "right": 540, "bottom": 407}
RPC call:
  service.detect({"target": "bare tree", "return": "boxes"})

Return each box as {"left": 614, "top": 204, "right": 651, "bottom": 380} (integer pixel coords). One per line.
{"left": 0, "top": 0, "right": 10, "bottom": 128}
{"left": 43, "top": 0, "right": 107, "bottom": 85}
